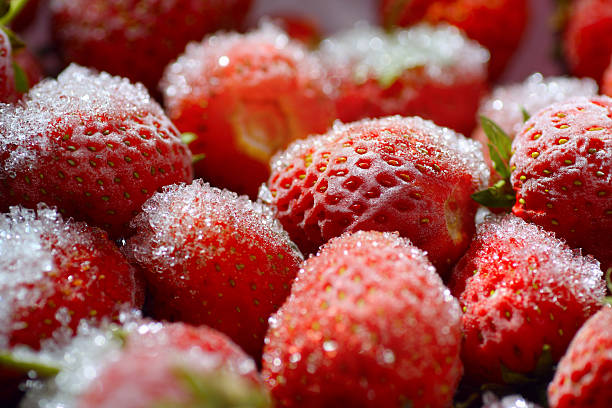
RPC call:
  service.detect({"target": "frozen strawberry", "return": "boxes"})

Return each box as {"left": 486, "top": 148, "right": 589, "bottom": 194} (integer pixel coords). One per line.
{"left": 473, "top": 73, "right": 598, "bottom": 183}
{"left": 17, "top": 319, "right": 267, "bottom": 408}
{"left": 510, "top": 96, "right": 612, "bottom": 267}
{"left": 78, "top": 322, "right": 268, "bottom": 408}
{"left": 162, "top": 23, "right": 335, "bottom": 197}
{"left": 124, "top": 180, "right": 303, "bottom": 358}
{"left": 563, "top": 0, "right": 612, "bottom": 84}
{"left": 547, "top": 305, "right": 612, "bottom": 408}
{"left": 319, "top": 23, "right": 489, "bottom": 135}
{"left": 0, "top": 64, "right": 193, "bottom": 238}
{"left": 264, "top": 116, "right": 488, "bottom": 274}
{"left": 380, "top": 0, "right": 529, "bottom": 80}
{"left": 449, "top": 215, "right": 605, "bottom": 384}
{"left": 0, "top": 204, "right": 144, "bottom": 350}
{"left": 262, "top": 231, "right": 463, "bottom": 407}
{"left": 50, "top": 0, "right": 252, "bottom": 95}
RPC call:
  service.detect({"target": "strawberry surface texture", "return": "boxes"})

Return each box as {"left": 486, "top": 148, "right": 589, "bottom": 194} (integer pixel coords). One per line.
{"left": 0, "top": 64, "right": 193, "bottom": 238}
{"left": 264, "top": 115, "right": 488, "bottom": 274}
{"left": 262, "top": 230, "right": 463, "bottom": 408}
{"left": 124, "top": 180, "right": 303, "bottom": 358}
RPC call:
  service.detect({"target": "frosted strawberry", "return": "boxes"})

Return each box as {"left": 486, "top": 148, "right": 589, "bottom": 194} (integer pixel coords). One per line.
{"left": 563, "top": 0, "right": 612, "bottom": 84}
{"left": 162, "top": 23, "right": 335, "bottom": 197}
{"left": 0, "top": 204, "right": 143, "bottom": 350}
{"left": 547, "top": 306, "right": 612, "bottom": 408}
{"left": 449, "top": 215, "right": 605, "bottom": 384}
{"left": 380, "top": 0, "right": 529, "bottom": 80}
{"left": 50, "top": 0, "right": 252, "bottom": 95}
{"left": 124, "top": 180, "right": 303, "bottom": 358}
{"left": 262, "top": 231, "right": 463, "bottom": 407}
{"left": 264, "top": 116, "right": 488, "bottom": 274}
{"left": 0, "top": 64, "right": 193, "bottom": 238}
{"left": 472, "top": 74, "right": 598, "bottom": 182}
{"left": 319, "top": 23, "right": 489, "bottom": 135}
{"left": 16, "top": 319, "right": 267, "bottom": 408}
{"left": 510, "top": 96, "right": 612, "bottom": 267}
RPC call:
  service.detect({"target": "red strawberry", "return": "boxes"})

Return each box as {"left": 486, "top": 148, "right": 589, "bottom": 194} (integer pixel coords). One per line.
{"left": 0, "top": 204, "right": 144, "bottom": 350}
{"left": 124, "top": 180, "right": 303, "bottom": 358}
{"left": 320, "top": 23, "right": 489, "bottom": 136}
{"left": 547, "top": 305, "right": 612, "bottom": 408}
{"left": 472, "top": 73, "right": 598, "bottom": 183}
{"left": 161, "top": 24, "right": 335, "bottom": 198}
{"left": 380, "top": 0, "right": 529, "bottom": 80}
{"left": 11, "top": 0, "right": 41, "bottom": 31}
{"left": 0, "top": 64, "right": 193, "bottom": 238}
{"left": 50, "top": 0, "right": 252, "bottom": 96}
{"left": 13, "top": 47, "right": 44, "bottom": 94}
{"left": 78, "top": 321, "right": 268, "bottom": 408}
{"left": 262, "top": 230, "right": 463, "bottom": 407}
{"left": 563, "top": 0, "right": 612, "bottom": 84}
{"left": 264, "top": 116, "right": 488, "bottom": 274}
{"left": 449, "top": 215, "right": 605, "bottom": 384}
{"left": 0, "top": 29, "right": 17, "bottom": 103}
{"left": 510, "top": 96, "right": 612, "bottom": 267}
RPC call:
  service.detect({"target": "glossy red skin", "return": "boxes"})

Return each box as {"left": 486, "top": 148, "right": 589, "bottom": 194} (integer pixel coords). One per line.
{"left": 602, "top": 58, "right": 612, "bottom": 97}
{"left": 380, "top": 0, "right": 529, "bottom": 80}
{"left": 267, "top": 118, "right": 483, "bottom": 275}
{"left": 51, "top": 0, "right": 252, "bottom": 95}
{"left": 163, "top": 36, "right": 335, "bottom": 198}
{"left": 79, "top": 322, "right": 261, "bottom": 408}
{"left": 564, "top": 0, "right": 612, "bottom": 84}
{"left": 0, "top": 30, "right": 16, "bottom": 103}
{"left": 5, "top": 226, "right": 144, "bottom": 349}
{"left": 11, "top": 0, "right": 41, "bottom": 31}
{"left": 335, "top": 74, "right": 488, "bottom": 137}
{"left": 0, "top": 102, "right": 193, "bottom": 239}
{"left": 449, "top": 215, "right": 604, "bottom": 384}
{"left": 510, "top": 96, "right": 612, "bottom": 267}
{"left": 269, "top": 14, "right": 322, "bottom": 48}
{"left": 262, "top": 231, "right": 463, "bottom": 408}
{"left": 548, "top": 306, "right": 612, "bottom": 408}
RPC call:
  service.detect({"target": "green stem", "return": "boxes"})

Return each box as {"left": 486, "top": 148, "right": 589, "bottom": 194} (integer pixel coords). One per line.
{"left": 0, "top": 0, "right": 30, "bottom": 26}
{"left": 0, "top": 352, "right": 61, "bottom": 377}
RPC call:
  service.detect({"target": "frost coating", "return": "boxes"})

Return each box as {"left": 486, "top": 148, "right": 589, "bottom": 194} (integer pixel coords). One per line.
{"left": 477, "top": 73, "right": 598, "bottom": 137}
{"left": 0, "top": 64, "right": 163, "bottom": 176}
{"left": 127, "top": 179, "right": 302, "bottom": 273}
{"left": 162, "top": 22, "right": 330, "bottom": 114}
{"left": 0, "top": 205, "right": 95, "bottom": 348}
{"left": 319, "top": 22, "right": 489, "bottom": 86}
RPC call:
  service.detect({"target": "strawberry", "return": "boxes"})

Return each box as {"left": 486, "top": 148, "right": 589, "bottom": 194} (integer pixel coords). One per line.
{"left": 472, "top": 73, "right": 598, "bottom": 183}
{"left": 50, "top": 0, "right": 253, "bottom": 96}
{"left": 262, "top": 230, "right": 463, "bottom": 407}
{"left": 11, "top": 0, "right": 40, "bottom": 31}
{"left": 13, "top": 47, "right": 43, "bottom": 94}
{"left": 319, "top": 23, "right": 489, "bottom": 136}
{"left": 124, "top": 180, "right": 303, "bottom": 358}
{"left": 0, "top": 204, "right": 144, "bottom": 350}
{"left": 563, "top": 0, "right": 612, "bottom": 84}
{"left": 547, "top": 305, "right": 612, "bottom": 408}
{"left": 13, "top": 319, "right": 267, "bottom": 408}
{"left": 0, "top": 64, "right": 193, "bottom": 238}
{"left": 510, "top": 96, "right": 612, "bottom": 268}
{"left": 161, "top": 23, "right": 335, "bottom": 198}
{"left": 380, "top": 0, "right": 529, "bottom": 80}
{"left": 263, "top": 116, "right": 488, "bottom": 274}
{"left": 78, "top": 321, "right": 269, "bottom": 408}
{"left": 448, "top": 215, "right": 605, "bottom": 384}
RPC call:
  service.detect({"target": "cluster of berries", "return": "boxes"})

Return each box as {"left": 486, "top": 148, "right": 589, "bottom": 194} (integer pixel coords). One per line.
{"left": 0, "top": 0, "right": 611, "bottom": 407}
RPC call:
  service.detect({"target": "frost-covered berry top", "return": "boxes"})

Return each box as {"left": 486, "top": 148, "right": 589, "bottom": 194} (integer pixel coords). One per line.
{"left": 318, "top": 22, "right": 489, "bottom": 86}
